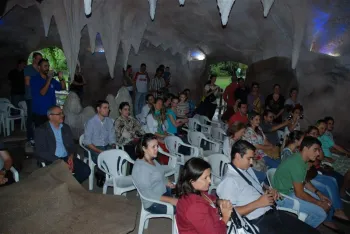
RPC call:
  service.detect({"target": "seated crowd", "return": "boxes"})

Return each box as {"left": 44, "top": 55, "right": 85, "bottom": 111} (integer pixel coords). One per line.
{"left": 3, "top": 61, "right": 350, "bottom": 234}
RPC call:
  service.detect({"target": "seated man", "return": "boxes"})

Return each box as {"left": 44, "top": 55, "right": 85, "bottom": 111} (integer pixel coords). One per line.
{"left": 217, "top": 140, "right": 319, "bottom": 234}
{"left": 84, "top": 100, "right": 116, "bottom": 163}
{"left": 228, "top": 102, "right": 248, "bottom": 126}
{"left": 261, "top": 110, "right": 290, "bottom": 146}
{"left": 0, "top": 142, "right": 14, "bottom": 186}
{"left": 273, "top": 136, "right": 331, "bottom": 229}
{"left": 35, "top": 106, "right": 90, "bottom": 183}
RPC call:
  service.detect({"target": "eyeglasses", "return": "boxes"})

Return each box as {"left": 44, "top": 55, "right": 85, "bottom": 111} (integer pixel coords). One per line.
{"left": 50, "top": 112, "right": 64, "bottom": 116}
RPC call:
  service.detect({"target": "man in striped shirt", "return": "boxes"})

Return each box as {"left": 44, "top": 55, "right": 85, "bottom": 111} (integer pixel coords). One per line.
{"left": 149, "top": 67, "right": 166, "bottom": 99}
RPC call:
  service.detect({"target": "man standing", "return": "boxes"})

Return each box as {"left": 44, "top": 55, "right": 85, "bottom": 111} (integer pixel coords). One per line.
{"left": 261, "top": 110, "right": 290, "bottom": 146}
{"left": 30, "top": 59, "right": 66, "bottom": 127}
{"left": 217, "top": 140, "right": 319, "bottom": 234}
{"left": 234, "top": 78, "right": 249, "bottom": 104}
{"left": 273, "top": 136, "right": 329, "bottom": 228}
{"left": 24, "top": 52, "right": 42, "bottom": 145}
{"left": 134, "top": 63, "right": 149, "bottom": 115}
{"left": 8, "top": 59, "right": 26, "bottom": 107}
{"left": 228, "top": 102, "right": 248, "bottom": 126}
{"left": 149, "top": 67, "right": 166, "bottom": 99}
{"left": 221, "top": 75, "right": 238, "bottom": 122}
{"left": 35, "top": 106, "right": 90, "bottom": 183}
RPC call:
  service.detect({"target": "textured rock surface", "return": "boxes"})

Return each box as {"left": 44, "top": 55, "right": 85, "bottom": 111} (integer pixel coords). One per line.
{"left": 0, "top": 0, "right": 350, "bottom": 141}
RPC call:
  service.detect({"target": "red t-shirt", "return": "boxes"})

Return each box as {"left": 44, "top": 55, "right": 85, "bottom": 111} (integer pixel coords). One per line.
{"left": 176, "top": 193, "right": 227, "bottom": 234}
{"left": 228, "top": 112, "right": 248, "bottom": 126}
{"left": 223, "top": 82, "right": 238, "bottom": 107}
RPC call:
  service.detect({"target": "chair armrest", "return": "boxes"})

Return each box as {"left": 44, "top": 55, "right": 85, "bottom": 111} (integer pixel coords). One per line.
{"left": 204, "top": 138, "right": 220, "bottom": 152}
{"left": 280, "top": 192, "right": 300, "bottom": 211}
{"left": 175, "top": 152, "right": 185, "bottom": 165}
{"left": 178, "top": 142, "right": 200, "bottom": 157}
{"left": 10, "top": 167, "right": 19, "bottom": 182}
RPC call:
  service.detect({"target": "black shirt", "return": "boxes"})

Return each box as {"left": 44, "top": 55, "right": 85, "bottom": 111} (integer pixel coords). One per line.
{"left": 260, "top": 122, "right": 280, "bottom": 146}
{"left": 8, "top": 69, "right": 25, "bottom": 95}
{"left": 265, "top": 94, "right": 285, "bottom": 123}
{"left": 234, "top": 87, "right": 250, "bottom": 104}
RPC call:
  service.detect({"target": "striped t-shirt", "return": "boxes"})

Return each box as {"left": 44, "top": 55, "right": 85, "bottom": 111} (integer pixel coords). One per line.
{"left": 176, "top": 101, "right": 189, "bottom": 118}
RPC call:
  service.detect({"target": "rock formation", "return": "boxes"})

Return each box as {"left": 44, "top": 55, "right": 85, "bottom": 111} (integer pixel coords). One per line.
{"left": 0, "top": 0, "right": 350, "bottom": 142}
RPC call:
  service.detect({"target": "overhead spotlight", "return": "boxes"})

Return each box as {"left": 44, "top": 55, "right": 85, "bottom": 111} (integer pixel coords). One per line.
{"left": 327, "top": 52, "right": 340, "bottom": 57}
{"left": 189, "top": 50, "right": 206, "bottom": 61}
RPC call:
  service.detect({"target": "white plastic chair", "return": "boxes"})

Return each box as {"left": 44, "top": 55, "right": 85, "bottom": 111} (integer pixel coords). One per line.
{"left": 211, "top": 127, "right": 226, "bottom": 152}
{"left": 185, "top": 118, "right": 212, "bottom": 137}
{"left": 0, "top": 102, "right": 25, "bottom": 136}
{"left": 9, "top": 166, "right": 19, "bottom": 182}
{"left": 164, "top": 136, "right": 200, "bottom": 166}
{"left": 158, "top": 147, "right": 178, "bottom": 182}
{"left": 198, "top": 115, "right": 221, "bottom": 128}
{"left": 133, "top": 180, "right": 175, "bottom": 234}
{"left": 187, "top": 131, "right": 220, "bottom": 157}
{"left": 266, "top": 168, "right": 308, "bottom": 221}
{"left": 79, "top": 134, "right": 95, "bottom": 190}
{"left": 0, "top": 98, "right": 10, "bottom": 104}
{"left": 97, "top": 149, "right": 135, "bottom": 196}
{"left": 206, "top": 154, "right": 230, "bottom": 193}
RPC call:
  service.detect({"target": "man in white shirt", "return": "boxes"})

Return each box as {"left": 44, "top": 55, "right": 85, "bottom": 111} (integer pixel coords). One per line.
{"left": 134, "top": 63, "right": 149, "bottom": 115}
{"left": 217, "top": 140, "right": 319, "bottom": 234}
{"left": 137, "top": 94, "right": 154, "bottom": 125}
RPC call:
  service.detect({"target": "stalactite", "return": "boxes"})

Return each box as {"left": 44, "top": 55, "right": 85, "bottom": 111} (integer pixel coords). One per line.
{"left": 261, "top": 0, "right": 275, "bottom": 17}
{"left": 84, "top": 0, "right": 92, "bottom": 15}
{"left": 148, "top": 0, "right": 158, "bottom": 20}
{"left": 217, "top": 0, "right": 236, "bottom": 26}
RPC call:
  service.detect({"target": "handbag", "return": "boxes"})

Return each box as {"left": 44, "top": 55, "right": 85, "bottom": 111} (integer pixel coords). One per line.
{"left": 264, "top": 146, "right": 280, "bottom": 160}
{"left": 227, "top": 208, "right": 259, "bottom": 234}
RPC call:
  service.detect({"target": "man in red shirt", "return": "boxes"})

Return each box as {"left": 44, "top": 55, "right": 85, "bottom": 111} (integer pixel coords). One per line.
{"left": 221, "top": 75, "right": 238, "bottom": 122}
{"left": 228, "top": 102, "right": 248, "bottom": 126}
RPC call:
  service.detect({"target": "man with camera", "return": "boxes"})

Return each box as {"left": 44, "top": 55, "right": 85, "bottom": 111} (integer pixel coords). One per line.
{"left": 217, "top": 140, "right": 319, "bottom": 234}
{"left": 261, "top": 110, "right": 291, "bottom": 146}
{"left": 30, "top": 59, "right": 66, "bottom": 127}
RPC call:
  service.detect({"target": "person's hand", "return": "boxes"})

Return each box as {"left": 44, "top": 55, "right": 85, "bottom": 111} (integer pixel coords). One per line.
{"left": 317, "top": 200, "right": 331, "bottom": 212}
{"left": 317, "top": 192, "right": 331, "bottom": 204}
{"left": 48, "top": 70, "right": 54, "bottom": 79}
{"left": 0, "top": 173, "right": 8, "bottom": 185}
{"left": 3, "top": 157, "right": 13, "bottom": 170}
{"left": 67, "top": 155, "right": 74, "bottom": 172}
{"left": 170, "top": 198, "right": 178, "bottom": 206}
{"left": 167, "top": 181, "right": 176, "bottom": 189}
{"left": 268, "top": 188, "right": 280, "bottom": 201}
{"left": 219, "top": 200, "right": 233, "bottom": 224}
{"left": 257, "top": 192, "right": 275, "bottom": 207}
{"left": 58, "top": 71, "right": 63, "bottom": 80}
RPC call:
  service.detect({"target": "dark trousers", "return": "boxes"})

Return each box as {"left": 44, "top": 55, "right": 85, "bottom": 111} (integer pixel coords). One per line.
{"left": 145, "top": 187, "right": 176, "bottom": 214}
{"left": 25, "top": 99, "right": 34, "bottom": 141}
{"left": 221, "top": 106, "right": 234, "bottom": 122}
{"left": 46, "top": 157, "right": 90, "bottom": 184}
{"left": 251, "top": 210, "right": 320, "bottom": 234}
{"left": 33, "top": 113, "right": 48, "bottom": 128}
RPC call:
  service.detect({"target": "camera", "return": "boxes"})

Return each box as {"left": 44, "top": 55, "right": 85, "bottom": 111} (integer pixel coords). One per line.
{"left": 288, "top": 113, "right": 304, "bottom": 120}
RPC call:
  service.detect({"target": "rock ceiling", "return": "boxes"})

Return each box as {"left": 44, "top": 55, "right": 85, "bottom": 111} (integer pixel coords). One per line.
{"left": 1, "top": 0, "right": 350, "bottom": 79}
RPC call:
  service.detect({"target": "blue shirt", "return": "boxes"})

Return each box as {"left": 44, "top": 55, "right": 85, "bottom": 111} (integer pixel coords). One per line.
{"left": 30, "top": 74, "right": 62, "bottom": 115}
{"left": 166, "top": 109, "right": 177, "bottom": 134}
{"left": 84, "top": 114, "right": 116, "bottom": 147}
{"left": 24, "top": 65, "right": 40, "bottom": 100}
{"left": 49, "top": 123, "right": 68, "bottom": 158}
{"left": 318, "top": 134, "right": 335, "bottom": 157}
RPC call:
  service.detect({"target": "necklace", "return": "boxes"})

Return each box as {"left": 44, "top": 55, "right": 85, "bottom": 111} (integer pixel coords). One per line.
{"left": 202, "top": 193, "right": 216, "bottom": 208}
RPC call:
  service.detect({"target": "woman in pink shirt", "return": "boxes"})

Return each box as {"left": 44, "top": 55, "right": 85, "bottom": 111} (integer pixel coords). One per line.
{"left": 176, "top": 158, "right": 232, "bottom": 234}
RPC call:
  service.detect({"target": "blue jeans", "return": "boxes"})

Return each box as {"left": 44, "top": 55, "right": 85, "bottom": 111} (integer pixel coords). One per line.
{"left": 263, "top": 157, "right": 281, "bottom": 169}
{"left": 277, "top": 190, "right": 327, "bottom": 228}
{"left": 312, "top": 175, "right": 341, "bottom": 222}
{"left": 135, "top": 92, "right": 147, "bottom": 115}
{"left": 146, "top": 187, "right": 176, "bottom": 214}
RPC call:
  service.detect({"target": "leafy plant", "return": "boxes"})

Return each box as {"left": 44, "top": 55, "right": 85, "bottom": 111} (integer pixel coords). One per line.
{"left": 210, "top": 61, "right": 248, "bottom": 78}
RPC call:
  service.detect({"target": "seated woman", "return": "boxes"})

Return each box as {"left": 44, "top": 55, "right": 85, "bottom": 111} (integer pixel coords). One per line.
{"left": 114, "top": 102, "right": 144, "bottom": 160}
{"left": 184, "top": 88, "right": 196, "bottom": 117}
{"left": 281, "top": 130, "right": 304, "bottom": 161}
{"left": 144, "top": 98, "right": 169, "bottom": 140}
{"left": 247, "top": 82, "right": 264, "bottom": 115}
{"left": 242, "top": 112, "right": 281, "bottom": 170}
{"left": 132, "top": 134, "right": 178, "bottom": 214}
{"left": 176, "top": 92, "right": 190, "bottom": 119}
{"left": 166, "top": 96, "right": 188, "bottom": 135}
{"left": 176, "top": 157, "right": 233, "bottom": 234}
{"left": 284, "top": 105, "right": 302, "bottom": 136}
{"left": 306, "top": 125, "right": 350, "bottom": 203}
{"left": 223, "top": 122, "right": 246, "bottom": 157}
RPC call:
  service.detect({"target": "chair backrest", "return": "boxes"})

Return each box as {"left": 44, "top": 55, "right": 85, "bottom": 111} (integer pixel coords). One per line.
{"left": 97, "top": 149, "right": 135, "bottom": 178}
{"left": 158, "top": 147, "right": 177, "bottom": 169}
{"left": 211, "top": 127, "right": 226, "bottom": 142}
{"left": 79, "top": 134, "right": 90, "bottom": 152}
{"left": 18, "top": 101, "right": 27, "bottom": 115}
{"left": 0, "top": 98, "right": 10, "bottom": 104}
{"left": 164, "top": 136, "right": 183, "bottom": 154}
{"left": 187, "top": 131, "right": 205, "bottom": 148}
{"left": 188, "top": 118, "right": 199, "bottom": 131}
{"left": 207, "top": 154, "right": 230, "bottom": 179}
{"left": 198, "top": 115, "right": 207, "bottom": 125}
{"left": 266, "top": 168, "right": 277, "bottom": 187}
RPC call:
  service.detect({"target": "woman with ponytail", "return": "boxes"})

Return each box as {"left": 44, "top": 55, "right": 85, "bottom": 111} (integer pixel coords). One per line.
{"left": 280, "top": 130, "right": 304, "bottom": 161}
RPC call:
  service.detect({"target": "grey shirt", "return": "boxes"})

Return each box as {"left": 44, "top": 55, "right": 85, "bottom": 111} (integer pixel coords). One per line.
{"left": 84, "top": 114, "right": 116, "bottom": 147}
{"left": 260, "top": 122, "right": 279, "bottom": 146}
{"left": 132, "top": 159, "right": 167, "bottom": 208}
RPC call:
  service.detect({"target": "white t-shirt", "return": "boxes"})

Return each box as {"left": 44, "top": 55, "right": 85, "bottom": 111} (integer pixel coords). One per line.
{"left": 217, "top": 166, "right": 271, "bottom": 220}
{"left": 135, "top": 73, "right": 148, "bottom": 93}
{"left": 204, "top": 84, "right": 219, "bottom": 104}
{"left": 137, "top": 104, "right": 151, "bottom": 124}
{"left": 284, "top": 98, "right": 301, "bottom": 107}
{"left": 144, "top": 114, "right": 165, "bottom": 134}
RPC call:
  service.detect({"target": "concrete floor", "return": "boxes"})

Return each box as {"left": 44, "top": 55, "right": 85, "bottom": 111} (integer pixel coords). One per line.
{"left": 2, "top": 129, "right": 350, "bottom": 234}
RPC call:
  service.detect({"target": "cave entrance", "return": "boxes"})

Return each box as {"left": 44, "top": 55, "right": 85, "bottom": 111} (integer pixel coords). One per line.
{"left": 209, "top": 61, "right": 248, "bottom": 119}
{"left": 27, "top": 46, "right": 69, "bottom": 106}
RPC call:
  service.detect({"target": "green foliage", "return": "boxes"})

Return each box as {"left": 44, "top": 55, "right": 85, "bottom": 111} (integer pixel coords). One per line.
{"left": 210, "top": 61, "right": 248, "bottom": 78}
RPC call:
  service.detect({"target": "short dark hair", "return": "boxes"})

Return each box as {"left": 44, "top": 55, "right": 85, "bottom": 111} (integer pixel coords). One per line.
{"left": 306, "top": 125, "right": 319, "bottom": 135}
{"left": 146, "top": 94, "right": 154, "bottom": 102}
{"left": 32, "top": 52, "right": 42, "bottom": 59}
{"left": 289, "top": 87, "right": 298, "bottom": 95}
{"left": 136, "top": 133, "right": 158, "bottom": 159}
{"left": 285, "top": 130, "right": 304, "bottom": 146}
{"left": 47, "top": 105, "right": 61, "bottom": 116}
{"left": 184, "top": 88, "right": 190, "bottom": 93}
{"left": 119, "top": 102, "right": 129, "bottom": 110}
{"left": 140, "top": 63, "right": 146, "bottom": 67}
{"left": 156, "top": 67, "right": 164, "bottom": 73}
{"left": 38, "top": 58, "right": 49, "bottom": 66}
{"left": 300, "top": 136, "right": 321, "bottom": 151}
{"left": 324, "top": 116, "right": 334, "bottom": 124}
{"left": 227, "top": 122, "right": 246, "bottom": 137}
{"left": 263, "top": 109, "right": 274, "bottom": 117}
{"left": 237, "top": 78, "right": 244, "bottom": 82}
{"left": 251, "top": 82, "right": 259, "bottom": 88}
{"left": 292, "top": 105, "right": 303, "bottom": 113}
{"left": 171, "top": 96, "right": 179, "bottom": 102}
{"left": 231, "top": 140, "right": 256, "bottom": 161}
{"left": 273, "top": 84, "right": 280, "bottom": 89}
{"left": 238, "top": 102, "right": 247, "bottom": 109}
{"left": 210, "top": 74, "right": 216, "bottom": 79}
{"left": 316, "top": 119, "right": 327, "bottom": 126}
{"left": 95, "top": 100, "right": 109, "bottom": 109}
{"left": 176, "top": 157, "right": 211, "bottom": 197}
{"left": 17, "top": 59, "right": 26, "bottom": 65}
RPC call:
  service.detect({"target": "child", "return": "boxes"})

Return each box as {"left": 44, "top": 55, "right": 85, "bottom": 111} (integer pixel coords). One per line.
{"left": 176, "top": 92, "right": 189, "bottom": 119}
{"left": 184, "top": 88, "right": 195, "bottom": 117}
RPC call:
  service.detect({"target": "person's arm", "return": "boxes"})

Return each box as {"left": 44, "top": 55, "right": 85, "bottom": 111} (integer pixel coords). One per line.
{"left": 84, "top": 120, "right": 103, "bottom": 154}
{"left": 293, "top": 182, "right": 329, "bottom": 212}
{"left": 64, "top": 125, "right": 76, "bottom": 157}
{"left": 72, "top": 80, "right": 84, "bottom": 86}
{"left": 287, "top": 118, "right": 299, "bottom": 132}
{"left": 185, "top": 203, "right": 228, "bottom": 234}
{"left": 34, "top": 127, "right": 58, "bottom": 163}
{"left": 235, "top": 193, "right": 274, "bottom": 216}
{"left": 254, "top": 144, "right": 273, "bottom": 151}
{"left": 333, "top": 144, "right": 350, "bottom": 156}
{"left": 40, "top": 76, "right": 53, "bottom": 95}
{"left": 108, "top": 119, "right": 117, "bottom": 147}
{"left": 0, "top": 150, "right": 12, "bottom": 170}
{"left": 223, "top": 86, "right": 229, "bottom": 103}
{"left": 275, "top": 108, "right": 284, "bottom": 118}
{"left": 57, "top": 72, "right": 66, "bottom": 90}
{"left": 168, "top": 114, "right": 180, "bottom": 127}
{"left": 160, "top": 196, "right": 178, "bottom": 206}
